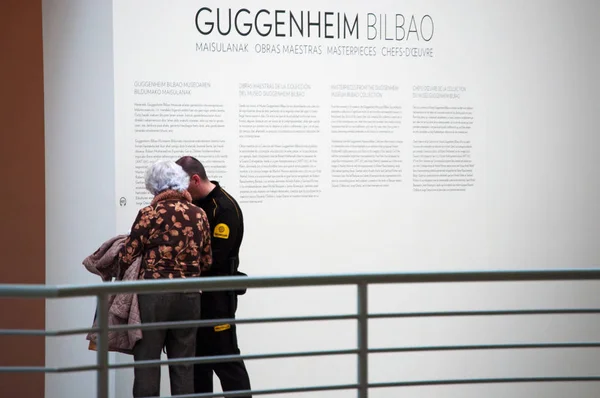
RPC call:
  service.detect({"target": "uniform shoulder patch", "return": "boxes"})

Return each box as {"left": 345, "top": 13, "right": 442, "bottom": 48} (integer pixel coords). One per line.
{"left": 214, "top": 324, "right": 231, "bottom": 332}
{"left": 213, "top": 223, "right": 230, "bottom": 239}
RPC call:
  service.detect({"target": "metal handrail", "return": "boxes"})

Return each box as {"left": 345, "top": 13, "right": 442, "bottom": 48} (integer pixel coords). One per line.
{"left": 1, "top": 269, "right": 600, "bottom": 398}
{"left": 2, "top": 268, "right": 600, "bottom": 298}
{"left": 4, "top": 308, "right": 600, "bottom": 337}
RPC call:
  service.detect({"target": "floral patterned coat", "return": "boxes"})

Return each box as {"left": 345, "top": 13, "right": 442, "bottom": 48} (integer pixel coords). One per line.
{"left": 118, "top": 189, "right": 213, "bottom": 279}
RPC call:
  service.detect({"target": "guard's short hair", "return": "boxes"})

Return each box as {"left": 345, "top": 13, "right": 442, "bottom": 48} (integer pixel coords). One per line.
{"left": 176, "top": 156, "right": 208, "bottom": 181}
{"left": 145, "top": 160, "right": 190, "bottom": 195}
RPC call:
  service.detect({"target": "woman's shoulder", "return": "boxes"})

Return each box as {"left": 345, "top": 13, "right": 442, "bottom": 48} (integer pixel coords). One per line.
{"left": 154, "top": 200, "right": 207, "bottom": 218}
{"left": 138, "top": 204, "right": 155, "bottom": 215}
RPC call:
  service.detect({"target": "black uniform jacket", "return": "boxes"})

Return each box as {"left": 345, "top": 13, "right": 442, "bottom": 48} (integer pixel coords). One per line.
{"left": 193, "top": 181, "right": 244, "bottom": 281}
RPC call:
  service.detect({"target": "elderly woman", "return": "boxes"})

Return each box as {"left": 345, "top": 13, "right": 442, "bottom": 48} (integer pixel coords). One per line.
{"left": 118, "top": 160, "right": 212, "bottom": 397}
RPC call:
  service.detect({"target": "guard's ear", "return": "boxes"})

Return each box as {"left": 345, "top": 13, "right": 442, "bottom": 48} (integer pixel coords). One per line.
{"left": 190, "top": 174, "right": 201, "bottom": 184}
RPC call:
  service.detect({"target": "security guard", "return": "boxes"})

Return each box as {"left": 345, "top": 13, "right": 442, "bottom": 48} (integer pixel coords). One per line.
{"left": 176, "top": 156, "right": 252, "bottom": 397}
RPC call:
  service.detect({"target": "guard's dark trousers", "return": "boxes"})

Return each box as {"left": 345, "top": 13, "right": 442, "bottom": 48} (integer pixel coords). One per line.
{"left": 194, "top": 291, "right": 252, "bottom": 397}
{"left": 133, "top": 292, "right": 201, "bottom": 397}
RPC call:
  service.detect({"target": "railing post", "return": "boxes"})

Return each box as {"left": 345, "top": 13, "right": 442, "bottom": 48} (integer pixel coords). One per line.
{"left": 97, "top": 293, "right": 109, "bottom": 398}
{"left": 357, "top": 283, "right": 368, "bottom": 398}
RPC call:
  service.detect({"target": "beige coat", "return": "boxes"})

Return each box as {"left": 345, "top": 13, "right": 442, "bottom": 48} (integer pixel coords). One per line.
{"left": 83, "top": 234, "right": 142, "bottom": 355}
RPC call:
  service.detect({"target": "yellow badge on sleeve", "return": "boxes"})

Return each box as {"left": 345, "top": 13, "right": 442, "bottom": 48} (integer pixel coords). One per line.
{"left": 214, "top": 324, "right": 231, "bottom": 332}
{"left": 213, "top": 223, "right": 230, "bottom": 239}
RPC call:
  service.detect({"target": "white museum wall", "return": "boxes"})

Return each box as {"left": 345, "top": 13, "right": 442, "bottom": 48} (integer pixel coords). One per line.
{"left": 43, "top": 0, "right": 600, "bottom": 397}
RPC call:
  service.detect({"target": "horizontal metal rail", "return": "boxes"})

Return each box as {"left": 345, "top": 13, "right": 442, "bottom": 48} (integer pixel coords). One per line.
{"left": 0, "top": 349, "right": 358, "bottom": 373}
{"left": 3, "top": 341, "right": 598, "bottom": 373}
{"left": 4, "top": 307, "right": 600, "bottom": 339}
{"left": 0, "top": 314, "right": 357, "bottom": 336}
{"left": 370, "top": 308, "right": 600, "bottom": 318}
{"left": 371, "top": 377, "right": 600, "bottom": 388}
{"left": 2, "top": 269, "right": 600, "bottom": 398}
{"left": 3, "top": 308, "right": 600, "bottom": 337}
{"left": 153, "top": 377, "right": 600, "bottom": 398}
{"left": 1, "top": 269, "right": 600, "bottom": 299}
{"left": 164, "top": 383, "right": 358, "bottom": 398}
{"left": 371, "top": 342, "right": 600, "bottom": 354}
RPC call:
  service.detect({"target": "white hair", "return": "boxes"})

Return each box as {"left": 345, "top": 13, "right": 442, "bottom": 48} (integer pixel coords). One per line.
{"left": 145, "top": 160, "right": 190, "bottom": 195}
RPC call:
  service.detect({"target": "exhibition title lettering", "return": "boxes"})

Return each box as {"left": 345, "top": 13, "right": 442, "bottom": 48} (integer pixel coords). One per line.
{"left": 194, "top": 8, "right": 434, "bottom": 42}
